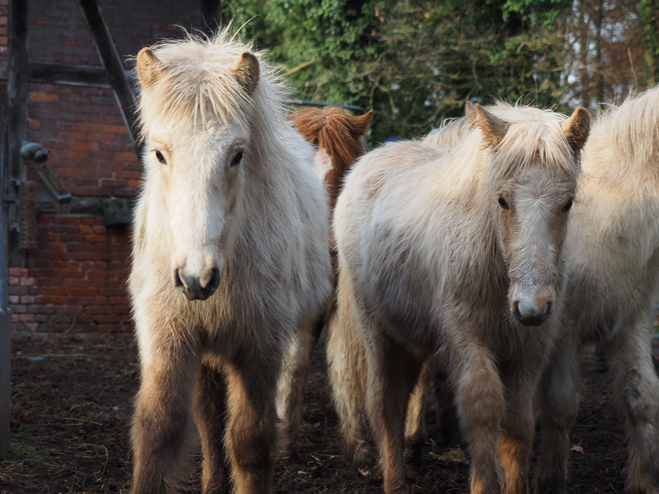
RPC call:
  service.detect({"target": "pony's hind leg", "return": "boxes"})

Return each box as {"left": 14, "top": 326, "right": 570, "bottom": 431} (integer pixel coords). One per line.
{"left": 194, "top": 360, "right": 230, "bottom": 494}
{"left": 404, "top": 358, "right": 436, "bottom": 462}
{"left": 364, "top": 331, "right": 424, "bottom": 494}
{"left": 132, "top": 335, "right": 199, "bottom": 494}
{"left": 603, "top": 320, "right": 659, "bottom": 494}
{"left": 276, "top": 314, "right": 324, "bottom": 457}
{"left": 533, "top": 337, "right": 580, "bottom": 494}
{"left": 225, "top": 347, "right": 281, "bottom": 494}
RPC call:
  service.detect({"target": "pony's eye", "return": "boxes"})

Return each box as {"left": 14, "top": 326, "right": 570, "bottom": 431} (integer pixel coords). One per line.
{"left": 230, "top": 150, "right": 244, "bottom": 167}
{"left": 498, "top": 196, "right": 509, "bottom": 210}
{"left": 155, "top": 150, "right": 167, "bottom": 165}
{"left": 563, "top": 199, "right": 573, "bottom": 212}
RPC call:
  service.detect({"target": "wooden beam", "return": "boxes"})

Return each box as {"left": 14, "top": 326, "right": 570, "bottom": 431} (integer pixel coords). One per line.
{"left": 6, "top": 0, "right": 28, "bottom": 267}
{"left": 1, "top": 0, "right": 29, "bottom": 460}
{"left": 29, "top": 62, "right": 111, "bottom": 88}
{"left": 78, "top": 0, "right": 142, "bottom": 157}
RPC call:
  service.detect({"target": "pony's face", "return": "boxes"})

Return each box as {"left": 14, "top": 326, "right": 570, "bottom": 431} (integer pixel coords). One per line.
{"left": 476, "top": 104, "right": 589, "bottom": 326}
{"left": 495, "top": 169, "right": 576, "bottom": 326}
{"left": 146, "top": 126, "right": 248, "bottom": 301}
{"left": 137, "top": 47, "right": 260, "bottom": 301}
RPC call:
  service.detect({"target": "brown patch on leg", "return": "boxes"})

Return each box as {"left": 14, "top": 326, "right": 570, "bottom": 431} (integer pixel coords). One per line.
{"left": 131, "top": 343, "right": 199, "bottom": 494}
{"left": 498, "top": 380, "right": 535, "bottom": 494}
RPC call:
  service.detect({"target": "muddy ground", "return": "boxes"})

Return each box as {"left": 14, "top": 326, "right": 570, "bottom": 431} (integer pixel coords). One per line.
{"left": 1, "top": 334, "right": 658, "bottom": 494}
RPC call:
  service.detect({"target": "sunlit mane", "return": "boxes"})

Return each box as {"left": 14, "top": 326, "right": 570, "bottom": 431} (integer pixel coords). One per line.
{"left": 422, "top": 116, "right": 473, "bottom": 149}
{"left": 587, "top": 85, "right": 659, "bottom": 166}
{"left": 423, "top": 104, "right": 581, "bottom": 186}
{"left": 135, "top": 27, "right": 288, "bottom": 138}
{"left": 486, "top": 103, "right": 579, "bottom": 180}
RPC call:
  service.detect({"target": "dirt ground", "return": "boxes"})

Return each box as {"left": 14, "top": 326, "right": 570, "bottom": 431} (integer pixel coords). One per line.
{"left": 1, "top": 334, "right": 658, "bottom": 494}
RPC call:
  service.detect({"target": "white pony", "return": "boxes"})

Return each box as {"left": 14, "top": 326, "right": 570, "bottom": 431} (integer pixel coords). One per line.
{"left": 129, "top": 31, "right": 332, "bottom": 494}
{"left": 535, "top": 86, "right": 659, "bottom": 494}
{"left": 332, "top": 103, "right": 589, "bottom": 494}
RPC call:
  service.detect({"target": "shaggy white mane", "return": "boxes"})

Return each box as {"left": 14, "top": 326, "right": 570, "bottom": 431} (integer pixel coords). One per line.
{"left": 587, "top": 85, "right": 659, "bottom": 167}
{"left": 484, "top": 103, "right": 579, "bottom": 181}
{"left": 135, "top": 27, "right": 288, "bottom": 138}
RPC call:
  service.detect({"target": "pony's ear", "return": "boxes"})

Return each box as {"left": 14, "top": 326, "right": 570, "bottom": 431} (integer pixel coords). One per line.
{"left": 475, "top": 104, "right": 509, "bottom": 149}
{"left": 352, "top": 110, "right": 373, "bottom": 136}
{"left": 137, "top": 48, "right": 163, "bottom": 90}
{"left": 465, "top": 102, "right": 476, "bottom": 124}
{"left": 562, "top": 106, "right": 590, "bottom": 153}
{"left": 232, "top": 52, "right": 260, "bottom": 97}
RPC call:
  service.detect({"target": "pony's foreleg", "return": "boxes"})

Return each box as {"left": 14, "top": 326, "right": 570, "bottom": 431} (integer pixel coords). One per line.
{"left": 225, "top": 347, "right": 281, "bottom": 494}
{"left": 194, "top": 361, "right": 230, "bottom": 494}
{"left": 364, "top": 331, "right": 424, "bottom": 494}
{"left": 603, "top": 319, "right": 659, "bottom": 494}
{"left": 498, "top": 370, "right": 539, "bottom": 494}
{"left": 434, "top": 371, "right": 463, "bottom": 448}
{"left": 533, "top": 337, "right": 580, "bottom": 494}
{"left": 452, "top": 342, "right": 505, "bottom": 494}
{"left": 132, "top": 334, "right": 199, "bottom": 494}
{"left": 404, "top": 358, "right": 436, "bottom": 461}
{"left": 276, "top": 314, "right": 324, "bottom": 457}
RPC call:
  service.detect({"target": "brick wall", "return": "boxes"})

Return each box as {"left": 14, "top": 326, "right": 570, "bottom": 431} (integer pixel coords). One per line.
{"left": 7, "top": 0, "right": 205, "bottom": 334}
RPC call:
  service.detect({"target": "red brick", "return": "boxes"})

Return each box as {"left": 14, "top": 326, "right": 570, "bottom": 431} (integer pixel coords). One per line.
{"left": 102, "top": 125, "right": 128, "bottom": 134}
{"left": 85, "top": 235, "right": 106, "bottom": 243}
{"left": 72, "top": 123, "right": 101, "bottom": 133}
{"left": 115, "top": 151, "right": 139, "bottom": 162}
{"left": 29, "top": 92, "right": 58, "bottom": 102}
{"left": 71, "top": 141, "right": 99, "bottom": 151}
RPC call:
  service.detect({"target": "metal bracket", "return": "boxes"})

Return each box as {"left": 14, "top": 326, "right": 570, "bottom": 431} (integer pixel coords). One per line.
{"left": 102, "top": 197, "right": 131, "bottom": 226}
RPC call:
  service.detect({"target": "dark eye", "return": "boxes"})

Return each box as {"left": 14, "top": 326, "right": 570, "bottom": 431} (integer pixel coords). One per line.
{"left": 563, "top": 199, "right": 573, "bottom": 212}
{"left": 498, "top": 196, "right": 509, "bottom": 210}
{"left": 230, "top": 150, "right": 244, "bottom": 167}
{"left": 155, "top": 150, "right": 167, "bottom": 164}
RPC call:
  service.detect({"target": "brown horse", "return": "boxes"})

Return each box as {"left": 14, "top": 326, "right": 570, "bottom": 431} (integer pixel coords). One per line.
{"left": 129, "top": 30, "right": 332, "bottom": 494}
{"left": 276, "top": 105, "right": 372, "bottom": 456}
{"left": 332, "top": 103, "right": 588, "bottom": 493}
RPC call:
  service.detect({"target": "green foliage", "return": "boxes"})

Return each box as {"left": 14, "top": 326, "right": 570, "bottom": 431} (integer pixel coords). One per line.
{"left": 639, "top": 0, "right": 659, "bottom": 87}
{"left": 223, "top": 0, "right": 573, "bottom": 142}
{"left": 370, "top": 0, "right": 571, "bottom": 139}
{"left": 225, "top": 0, "right": 381, "bottom": 106}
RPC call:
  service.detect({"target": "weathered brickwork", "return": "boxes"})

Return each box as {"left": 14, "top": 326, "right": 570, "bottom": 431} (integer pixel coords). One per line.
{"left": 9, "top": 216, "right": 131, "bottom": 333}
{"left": 7, "top": 0, "right": 205, "bottom": 334}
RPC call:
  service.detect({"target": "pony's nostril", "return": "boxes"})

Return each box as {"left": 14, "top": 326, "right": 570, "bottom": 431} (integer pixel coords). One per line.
{"left": 544, "top": 300, "right": 553, "bottom": 319}
{"left": 174, "top": 268, "right": 184, "bottom": 288}
{"left": 207, "top": 268, "right": 221, "bottom": 293}
{"left": 513, "top": 300, "right": 522, "bottom": 320}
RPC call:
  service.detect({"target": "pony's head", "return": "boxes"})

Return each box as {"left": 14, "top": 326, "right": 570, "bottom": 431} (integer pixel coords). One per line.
{"left": 292, "top": 107, "right": 372, "bottom": 210}
{"left": 135, "top": 33, "right": 271, "bottom": 301}
{"left": 475, "top": 103, "right": 590, "bottom": 326}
